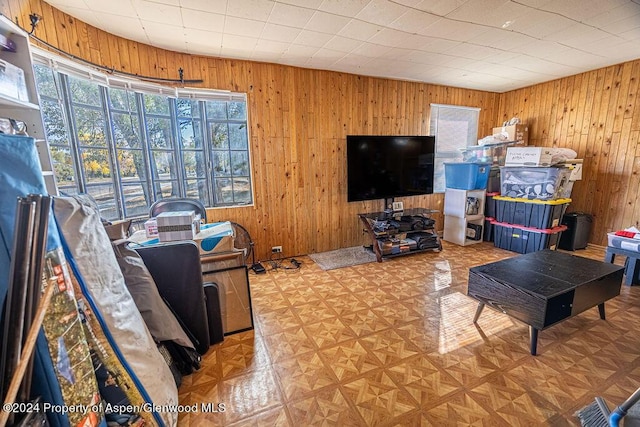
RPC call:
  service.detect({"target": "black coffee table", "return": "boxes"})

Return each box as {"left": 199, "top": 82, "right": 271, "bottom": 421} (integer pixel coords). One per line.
{"left": 467, "top": 250, "right": 624, "bottom": 355}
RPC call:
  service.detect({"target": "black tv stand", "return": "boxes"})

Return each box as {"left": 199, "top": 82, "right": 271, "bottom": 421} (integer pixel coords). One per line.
{"left": 358, "top": 208, "right": 442, "bottom": 262}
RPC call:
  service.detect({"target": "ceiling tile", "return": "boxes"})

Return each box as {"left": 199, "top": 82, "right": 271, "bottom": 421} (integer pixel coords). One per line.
{"left": 445, "top": 43, "right": 502, "bottom": 60}
{"left": 221, "top": 33, "right": 257, "bottom": 50}
{"left": 471, "top": 28, "right": 533, "bottom": 51}
{"left": 508, "top": 9, "right": 573, "bottom": 39}
{"left": 180, "top": 8, "right": 225, "bottom": 32}
{"left": 149, "top": 0, "right": 180, "bottom": 4}
{"left": 351, "top": 42, "right": 392, "bottom": 58}
{"left": 97, "top": 14, "right": 146, "bottom": 42}
{"left": 337, "top": 19, "right": 381, "bottom": 41}
{"left": 419, "top": 18, "right": 487, "bottom": 42}
{"left": 284, "top": 43, "right": 320, "bottom": 58}
{"left": 268, "top": 2, "right": 315, "bottom": 27}
{"left": 305, "top": 10, "right": 351, "bottom": 34}
{"left": 318, "top": 0, "right": 370, "bottom": 17}
{"left": 367, "top": 28, "right": 412, "bottom": 47}
{"left": 261, "top": 23, "right": 302, "bottom": 42}
{"left": 226, "top": 0, "right": 275, "bottom": 21}
{"left": 224, "top": 16, "right": 265, "bottom": 38}
{"left": 52, "top": 6, "right": 101, "bottom": 28}
{"left": 184, "top": 29, "right": 223, "bottom": 56}
{"left": 414, "top": 0, "right": 472, "bottom": 16}
{"left": 179, "top": 0, "right": 227, "bottom": 13}
{"left": 323, "top": 35, "right": 364, "bottom": 53}
{"left": 87, "top": 0, "right": 138, "bottom": 17}
{"left": 278, "top": 0, "right": 323, "bottom": 7}
{"left": 141, "top": 19, "right": 185, "bottom": 44}
{"left": 541, "top": 0, "right": 629, "bottom": 23}
{"left": 294, "top": 29, "right": 334, "bottom": 47}
{"left": 134, "top": 1, "right": 181, "bottom": 25}
{"left": 446, "top": 0, "right": 528, "bottom": 27}
{"left": 355, "top": 0, "right": 407, "bottom": 26}
{"left": 389, "top": 10, "right": 440, "bottom": 33}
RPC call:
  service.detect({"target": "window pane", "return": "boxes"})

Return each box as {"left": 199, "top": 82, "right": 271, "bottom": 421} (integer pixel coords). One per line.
{"left": 74, "top": 106, "right": 107, "bottom": 147}
{"left": 117, "top": 149, "right": 146, "bottom": 180}
{"left": 152, "top": 151, "right": 177, "bottom": 179}
{"left": 50, "top": 146, "right": 75, "bottom": 187}
{"left": 81, "top": 148, "right": 111, "bottom": 182}
{"left": 179, "top": 120, "right": 203, "bottom": 149}
{"left": 212, "top": 178, "right": 232, "bottom": 203}
{"left": 231, "top": 151, "right": 249, "bottom": 176}
{"left": 210, "top": 123, "right": 228, "bottom": 149}
{"left": 40, "top": 99, "right": 68, "bottom": 145}
{"left": 212, "top": 151, "right": 231, "bottom": 176}
{"left": 232, "top": 177, "right": 251, "bottom": 204}
{"left": 144, "top": 94, "right": 170, "bottom": 115}
{"left": 177, "top": 99, "right": 200, "bottom": 117}
{"left": 183, "top": 151, "right": 206, "bottom": 178}
{"left": 69, "top": 76, "right": 101, "bottom": 106}
{"left": 112, "top": 113, "right": 141, "bottom": 148}
{"left": 155, "top": 181, "right": 179, "bottom": 199}
{"left": 110, "top": 88, "right": 137, "bottom": 111}
{"left": 206, "top": 100, "right": 227, "bottom": 119}
{"left": 34, "top": 65, "right": 58, "bottom": 98}
{"left": 185, "top": 179, "right": 208, "bottom": 201}
{"left": 122, "top": 183, "right": 148, "bottom": 218}
{"left": 228, "top": 101, "right": 246, "bottom": 120}
{"left": 229, "top": 123, "right": 248, "bottom": 149}
{"left": 147, "top": 118, "right": 174, "bottom": 149}
{"left": 86, "top": 184, "right": 117, "bottom": 220}
{"left": 58, "top": 186, "right": 78, "bottom": 196}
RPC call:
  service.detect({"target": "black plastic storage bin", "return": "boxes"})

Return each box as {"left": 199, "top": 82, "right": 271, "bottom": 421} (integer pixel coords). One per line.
{"left": 558, "top": 212, "right": 592, "bottom": 250}
{"left": 483, "top": 217, "right": 494, "bottom": 242}
{"left": 485, "top": 192, "right": 499, "bottom": 218}
{"left": 494, "top": 196, "right": 571, "bottom": 229}
{"left": 492, "top": 220, "right": 567, "bottom": 254}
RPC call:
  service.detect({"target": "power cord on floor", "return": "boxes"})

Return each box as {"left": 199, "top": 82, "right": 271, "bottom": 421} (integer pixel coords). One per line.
{"left": 265, "top": 253, "right": 302, "bottom": 272}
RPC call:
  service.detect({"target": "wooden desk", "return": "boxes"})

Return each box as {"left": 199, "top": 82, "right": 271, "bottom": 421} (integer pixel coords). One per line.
{"left": 468, "top": 250, "right": 623, "bottom": 355}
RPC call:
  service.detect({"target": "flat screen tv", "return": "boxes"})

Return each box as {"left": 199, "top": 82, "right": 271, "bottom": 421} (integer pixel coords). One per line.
{"left": 347, "top": 135, "right": 435, "bottom": 202}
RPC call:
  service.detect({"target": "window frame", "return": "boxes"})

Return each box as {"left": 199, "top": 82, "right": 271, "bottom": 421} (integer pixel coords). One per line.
{"left": 429, "top": 104, "right": 481, "bottom": 193}
{"left": 32, "top": 48, "right": 254, "bottom": 220}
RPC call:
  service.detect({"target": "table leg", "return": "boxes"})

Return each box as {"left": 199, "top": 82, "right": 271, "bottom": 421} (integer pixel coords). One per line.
{"left": 604, "top": 249, "right": 615, "bottom": 264}
{"left": 598, "top": 303, "right": 606, "bottom": 320}
{"left": 529, "top": 326, "right": 538, "bottom": 356}
{"left": 473, "top": 302, "right": 485, "bottom": 323}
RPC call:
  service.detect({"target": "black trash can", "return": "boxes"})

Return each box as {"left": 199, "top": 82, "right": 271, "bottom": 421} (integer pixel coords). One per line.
{"left": 558, "top": 212, "right": 592, "bottom": 250}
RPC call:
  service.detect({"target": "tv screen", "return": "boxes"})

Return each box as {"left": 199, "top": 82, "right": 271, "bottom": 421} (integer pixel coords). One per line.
{"left": 347, "top": 135, "right": 435, "bottom": 202}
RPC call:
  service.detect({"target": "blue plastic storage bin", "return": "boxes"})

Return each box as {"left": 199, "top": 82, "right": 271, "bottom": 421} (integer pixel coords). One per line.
{"left": 444, "top": 162, "right": 491, "bottom": 190}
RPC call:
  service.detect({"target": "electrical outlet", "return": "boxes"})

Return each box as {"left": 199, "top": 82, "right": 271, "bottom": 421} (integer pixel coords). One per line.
{"left": 272, "top": 246, "right": 282, "bottom": 253}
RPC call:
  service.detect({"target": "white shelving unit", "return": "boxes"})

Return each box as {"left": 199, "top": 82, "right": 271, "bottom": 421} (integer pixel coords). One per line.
{"left": 0, "top": 15, "right": 57, "bottom": 195}
{"left": 443, "top": 188, "right": 486, "bottom": 246}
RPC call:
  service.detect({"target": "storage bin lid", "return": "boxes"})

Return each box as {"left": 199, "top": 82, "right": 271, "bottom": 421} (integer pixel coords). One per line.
{"left": 489, "top": 219, "right": 568, "bottom": 233}
{"left": 493, "top": 196, "right": 572, "bottom": 205}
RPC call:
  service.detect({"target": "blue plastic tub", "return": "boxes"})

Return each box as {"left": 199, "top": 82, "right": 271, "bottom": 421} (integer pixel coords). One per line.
{"left": 444, "top": 162, "right": 491, "bottom": 190}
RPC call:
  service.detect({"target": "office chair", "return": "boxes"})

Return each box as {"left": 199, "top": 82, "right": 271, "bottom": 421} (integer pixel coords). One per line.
{"left": 149, "top": 198, "right": 207, "bottom": 223}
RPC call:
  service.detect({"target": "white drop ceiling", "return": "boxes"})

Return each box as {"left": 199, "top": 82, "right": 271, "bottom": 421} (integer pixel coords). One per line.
{"left": 43, "top": 0, "right": 640, "bottom": 92}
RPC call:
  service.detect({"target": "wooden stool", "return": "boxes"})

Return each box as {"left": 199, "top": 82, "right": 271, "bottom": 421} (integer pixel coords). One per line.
{"left": 604, "top": 246, "right": 640, "bottom": 286}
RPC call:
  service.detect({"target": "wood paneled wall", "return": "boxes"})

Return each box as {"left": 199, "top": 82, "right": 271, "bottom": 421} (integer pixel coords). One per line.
{"left": 3, "top": 0, "right": 500, "bottom": 260}
{"left": 499, "top": 61, "right": 640, "bottom": 245}
{"left": 5, "top": 0, "right": 637, "bottom": 256}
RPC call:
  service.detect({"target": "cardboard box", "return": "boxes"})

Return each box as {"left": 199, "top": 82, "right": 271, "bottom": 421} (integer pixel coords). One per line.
{"left": 0, "top": 59, "right": 28, "bottom": 101}
{"left": 193, "top": 221, "right": 235, "bottom": 256}
{"left": 493, "top": 124, "right": 529, "bottom": 145}
{"left": 156, "top": 210, "right": 198, "bottom": 242}
{"left": 144, "top": 218, "right": 158, "bottom": 238}
{"left": 504, "top": 147, "right": 553, "bottom": 167}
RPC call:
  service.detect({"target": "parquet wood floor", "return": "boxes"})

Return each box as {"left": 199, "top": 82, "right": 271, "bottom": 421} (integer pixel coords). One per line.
{"left": 178, "top": 242, "right": 640, "bottom": 426}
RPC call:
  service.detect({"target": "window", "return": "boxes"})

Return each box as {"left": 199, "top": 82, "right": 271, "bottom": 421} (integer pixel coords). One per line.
{"left": 429, "top": 104, "right": 480, "bottom": 193}
{"left": 33, "top": 52, "right": 253, "bottom": 220}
